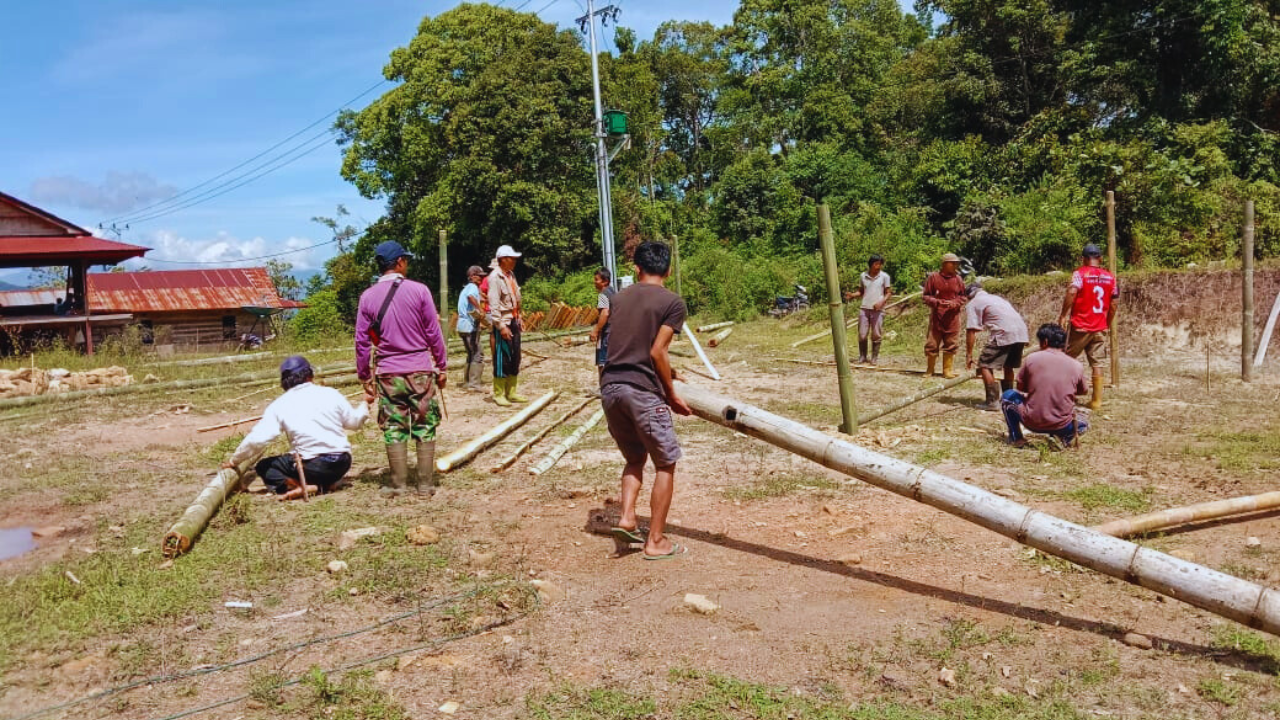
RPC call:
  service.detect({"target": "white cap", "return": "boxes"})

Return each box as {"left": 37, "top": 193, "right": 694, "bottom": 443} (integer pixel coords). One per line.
{"left": 495, "top": 245, "right": 522, "bottom": 259}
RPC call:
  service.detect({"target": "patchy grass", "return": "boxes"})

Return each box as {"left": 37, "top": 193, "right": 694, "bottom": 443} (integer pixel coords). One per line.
{"left": 1184, "top": 430, "right": 1280, "bottom": 473}
{"left": 286, "top": 667, "right": 410, "bottom": 720}
{"left": 1060, "top": 484, "right": 1151, "bottom": 512}
{"left": 528, "top": 685, "right": 656, "bottom": 720}
{"left": 722, "top": 472, "right": 843, "bottom": 501}
{"left": 1197, "top": 677, "right": 1242, "bottom": 706}
{"left": 1210, "top": 626, "right": 1280, "bottom": 674}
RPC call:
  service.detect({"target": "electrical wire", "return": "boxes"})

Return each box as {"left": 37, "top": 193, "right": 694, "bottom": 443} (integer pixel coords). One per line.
{"left": 12, "top": 588, "right": 504, "bottom": 720}
{"left": 535, "top": 0, "right": 560, "bottom": 14}
{"left": 138, "top": 234, "right": 352, "bottom": 265}
{"left": 120, "top": 131, "right": 338, "bottom": 227}
{"left": 105, "top": 79, "right": 388, "bottom": 224}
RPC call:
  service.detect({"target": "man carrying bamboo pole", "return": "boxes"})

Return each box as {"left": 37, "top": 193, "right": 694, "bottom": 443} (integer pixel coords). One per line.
{"left": 600, "top": 241, "right": 691, "bottom": 560}
{"left": 356, "top": 241, "right": 450, "bottom": 498}
{"left": 221, "top": 356, "right": 367, "bottom": 500}
{"left": 964, "top": 284, "right": 1028, "bottom": 411}
{"left": 1001, "top": 324, "right": 1089, "bottom": 449}
{"left": 1057, "top": 243, "right": 1118, "bottom": 410}
{"left": 845, "top": 254, "right": 892, "bottom": 365}
{"left": 923, "top": 253, "right": 967, "bottom": 378}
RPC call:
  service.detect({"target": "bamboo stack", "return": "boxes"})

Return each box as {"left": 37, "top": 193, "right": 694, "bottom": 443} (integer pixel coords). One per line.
{"left": 522, "top": 303, "right": 600, "bottom": 332}
{"left": 675, "top": 380, "right": 1280, "bottom": 637}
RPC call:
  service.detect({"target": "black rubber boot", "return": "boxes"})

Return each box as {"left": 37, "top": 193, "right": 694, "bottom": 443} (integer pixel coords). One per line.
{"left": 855, "top": 339, "right": 868, "bottom": 365}
{"left": 415, "top": 441, "right": 437, "bottom": 496}
{"left": 976, "top": 382, "right": 1001, "bottom": 411}
{"left": 380, "top": 442, "right": 410, "bottom": 497}
{"left": 871, "top": 341, "right": 881, "bottom": 365}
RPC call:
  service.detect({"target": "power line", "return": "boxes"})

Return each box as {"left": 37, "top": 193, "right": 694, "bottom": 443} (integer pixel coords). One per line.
{"left": 535, "top": 0, "right": 560, "bottom": 13}
{"left": 105, "top": 79, "right": 388, "bottom": 224}
{"left": 139, "top": 235, "right": 351, "bottom": 266}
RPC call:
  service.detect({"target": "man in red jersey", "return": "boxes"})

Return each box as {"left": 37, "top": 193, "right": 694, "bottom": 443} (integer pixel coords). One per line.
{"left": 1056, "top": 243, "right": 1118, "bottom": 410}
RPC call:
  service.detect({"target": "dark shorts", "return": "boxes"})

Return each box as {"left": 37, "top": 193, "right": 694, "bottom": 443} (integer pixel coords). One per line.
{"left": 601, "top": 382, "right": 682, "bottom": 468}
{"left": 978, "top": 342, "right": 1024, "bottom": 371}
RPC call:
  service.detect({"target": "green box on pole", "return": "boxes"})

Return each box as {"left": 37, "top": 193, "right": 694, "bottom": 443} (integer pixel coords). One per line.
{"left": 603, "top": 110, "right": 628, "bottom": 135}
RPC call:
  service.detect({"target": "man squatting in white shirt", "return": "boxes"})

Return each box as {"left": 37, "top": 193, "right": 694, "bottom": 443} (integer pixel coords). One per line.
{"left": 221, "top": 355, "right": 369, "bottom": 500}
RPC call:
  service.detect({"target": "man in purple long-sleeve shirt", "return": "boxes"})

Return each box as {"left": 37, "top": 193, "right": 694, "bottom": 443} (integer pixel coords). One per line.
{"left": 355, "top": 241, "right": 449, "bottom": 498}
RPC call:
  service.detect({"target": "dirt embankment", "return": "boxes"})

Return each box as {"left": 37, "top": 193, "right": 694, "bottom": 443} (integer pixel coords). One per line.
{"left": 987, "top": 267, "right": 1280, "bottom": 356}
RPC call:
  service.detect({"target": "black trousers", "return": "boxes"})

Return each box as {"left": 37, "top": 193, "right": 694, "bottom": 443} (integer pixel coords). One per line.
{"left": 460, "top": 328, "right": 483, "bottom": 364}
{"left": 255, "top": 452, "right": 352, "bottom": 495}
{"left": 492, "top": 319, "right": 522, "bottom": 378}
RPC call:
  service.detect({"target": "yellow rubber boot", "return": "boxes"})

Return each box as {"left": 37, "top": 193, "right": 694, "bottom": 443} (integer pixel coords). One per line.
{"left": 1089, "top": 370, "right": 1103, "bottom": 410}
{"left": 941, "top": 353, "right": 958, "bottom": 379}
{"left": 926, "top": 353, "right": 938, "bottom": 377}
{"left": 492, "top": 377, "right": 511, "bottom": 407}
{"left": 506, "top": 375, "right": 528, "bottom": 403}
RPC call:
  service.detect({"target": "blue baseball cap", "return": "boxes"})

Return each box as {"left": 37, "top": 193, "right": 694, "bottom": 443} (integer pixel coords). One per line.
{"left": 1082, "top": 243, "right": 1103, "bottom": 258}
{"left": 374, "top": 241, "right": 413, "bottom": 266}
{"left": 280, "top": 355, "right": 312, "bottom": 375}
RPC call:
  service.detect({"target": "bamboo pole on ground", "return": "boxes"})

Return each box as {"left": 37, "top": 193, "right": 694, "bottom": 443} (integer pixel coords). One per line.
{"left": 683, "top": 322, "right": 720, "bottom": 380}
{"left": 435, "top": 391, "right": 558, "bottom": 472}
{"left": 697, "top": 321, "right": 734, "bottom": 333}
{"left": 680, "top": 364, "right": 717, "bottom": 382}
{"left": 490, "top": 396, "right": 594, "bottom": 472}
{"left": 1243, "top": 200, "right": 1255, "bottom": 382}
{"left": 163, "top": 451, "right": 264, "bottom": 558}
{"left": 857, "top": 375, "right": 974, "bottom": 424}
{"left": 790, "top": 292, "right": 920, "bottom": 348}
{"left": 1106, "top": 190, "right": 1120, "bottom": 388}
{"left": 708, "top": 327, "right": 734, "bottom": 347}
{"left": 1094, "top": 491, "right": 1280, "bottom": 539}
{"left": 674, "top": 380, "right": 1280, "bottom": 636}
{"left": 818, "top": 204, "right": 857, "bottom": 434}
{"left": 529, "top": 407, "right": 605, "bottom": 476}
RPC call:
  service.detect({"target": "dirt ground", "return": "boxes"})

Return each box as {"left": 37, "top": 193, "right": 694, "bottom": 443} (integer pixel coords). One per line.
{"left": 3, "top": 301, "right": 1280, "bottom": 720}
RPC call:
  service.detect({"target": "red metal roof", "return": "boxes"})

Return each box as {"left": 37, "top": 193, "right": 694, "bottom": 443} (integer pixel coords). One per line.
{"left": 86, "top": 268, "right": 299, "bottom": 313}
{"left": 0, "top": 235, "right": 150, "bottom": 269}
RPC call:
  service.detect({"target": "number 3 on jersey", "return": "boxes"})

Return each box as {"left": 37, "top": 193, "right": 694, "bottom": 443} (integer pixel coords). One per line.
{"left": 1092, "top": 285, "right": 1106, "bottom": 314}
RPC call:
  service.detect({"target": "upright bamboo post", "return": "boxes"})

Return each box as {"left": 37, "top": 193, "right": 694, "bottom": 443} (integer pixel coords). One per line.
{"left": 438, "top": 229, "right": 449, "bottom": 324}
{"left": 1243, "top": 200, "right": 1255, "bottom": 382}
{"left": 671, "top": 234, "right": 682, "bottom": 298}
{"left": 1106, "top": 190, "right": 1120, "bottom": 388}
{"left": 674, "top": 380, "right": 1280, "bottom": 636}
{"left": 818, "top": 204, "right": 857, "bottom": 434}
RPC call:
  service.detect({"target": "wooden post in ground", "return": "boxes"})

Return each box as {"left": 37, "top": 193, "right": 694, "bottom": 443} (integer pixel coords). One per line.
{"left": 674, "top": 380, "right": 1280, "bottom": 636}
{"left": 438, "top": 229, "right": 449, "bottom": 324}
{"left": 1106, "top": 190, "right": 1119, "bottom": 388}
{"left": 1243, "top": 200, "right": 1255, "bottom": 382}
{"left": 671, "top": 234, "right": 681, "bottom": 298}
{"left": 818, "top": 204, "right": 857, "bottom": 434}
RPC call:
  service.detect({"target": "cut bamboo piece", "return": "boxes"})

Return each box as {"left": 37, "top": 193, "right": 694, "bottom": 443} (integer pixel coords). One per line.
{"left": 858, "top": 375, "right": 973, "bottom": 424}
{"left": 683, "top": 322, "right": 721, "bottom": 381}
{"left": 163, "top": 451, "right": 264, "bottom": 558}
{"left": 198, "top": 415, "right": 262, "bottom": 433}
{"left": 674, "top": 381, "right": 1280, "bottom": 636}
{"left": 789, "top": 292, "right": 920, "bottom": 348}
{"left": 436, "top": 391, "right": 558, "bottom": 472}
{"left": 696, "top": 321, "right": 734, "bottom": 333}
{"left": 560, "top": 335, "right": 593, "bottom": 347}
{"left": 1094, "top": 491, "right": 1280, "bottom": 538}
{"left": 529, "top": 407, "right": 605, "bottom": 476}
{"left": 708, "top": 327, "right": 734, "bottom": 347}
{"left": 491, "top": 396, "right": 594, "bottom": 472}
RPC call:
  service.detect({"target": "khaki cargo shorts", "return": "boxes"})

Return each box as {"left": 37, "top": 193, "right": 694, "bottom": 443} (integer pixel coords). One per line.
{"left": 1066, "top": 328, "right": 1107, "bottom": 368}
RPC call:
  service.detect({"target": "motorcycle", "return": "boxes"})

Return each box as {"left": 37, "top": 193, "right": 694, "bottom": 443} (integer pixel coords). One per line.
{"left": 769, "top": 284, "right": 810, "bottom": 318}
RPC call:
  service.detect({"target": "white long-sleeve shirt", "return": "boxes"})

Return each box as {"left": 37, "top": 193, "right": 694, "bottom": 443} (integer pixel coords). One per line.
{"left": 229, "top": 383, "right": 368, "bottom": 465}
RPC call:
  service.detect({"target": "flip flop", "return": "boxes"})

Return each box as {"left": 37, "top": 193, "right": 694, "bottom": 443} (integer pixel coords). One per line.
{"left": 610, "top": 526, "right": 647, "bottom": 545}
{"left": 642, "top": 543, "right": 688, "bottom": 561}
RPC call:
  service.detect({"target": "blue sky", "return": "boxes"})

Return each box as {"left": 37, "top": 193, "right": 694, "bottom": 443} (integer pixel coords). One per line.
{"left": 1, "top": 1, "right": 907, "bottom": 285}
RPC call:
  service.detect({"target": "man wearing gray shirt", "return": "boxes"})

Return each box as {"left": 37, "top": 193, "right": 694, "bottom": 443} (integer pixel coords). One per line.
{"left": 965, "top": 284, "right": 1029, "bottom": 411}
{"left": 846, "top": 255, "right": 892, "bottom": 365}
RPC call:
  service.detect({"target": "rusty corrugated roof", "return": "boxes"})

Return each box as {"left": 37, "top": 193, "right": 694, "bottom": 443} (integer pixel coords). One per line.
{"left": 0, "top": 268, "right": 301, "bottom": 313}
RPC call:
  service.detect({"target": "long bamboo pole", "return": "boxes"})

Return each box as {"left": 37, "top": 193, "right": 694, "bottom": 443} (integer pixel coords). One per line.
{"left": 790, "top": 292, "right": 920, "bottom": 348}
{"left": 162, "top": 451, "right": 264, "bottom": 558}
{"left": 1255, "top": 291, "right": 1280, "bottom": 368}
{"left": 439, "top": 229, "right": 449, "bottom": 325}
{"left": 708, "top": 327, "right": 734, "bottom": 347}
{"left": 683, "top": 322, "right": 720, "bottom": 381}
{"left": 818, "top": 204, "right": 857, "bottom": 434}
{"left": 1094, "top": 491, "right": 1280, "bottom": 539}
{"left": 857, "top": 375, "right": 974, "bottom": 424}
{"left": 529, "top": 407, "right": 605, "bottom": 476}
{"left": 490, "top": 396, "right": 594, "bottom": 472}
{"left": 1243, "top": 200, "right": 1255, "bottom": 382}
{"left": 1106, "top": 190, "right": 1120, "bottom": 388}
{"left": 435, "top": 391, "right": 558, "bottom": 472}
{"left": 696, "top": 321, "right": 734, "bottom": 333}
{"left": 675, "top": 381, "right": 1280, "bottom": 635}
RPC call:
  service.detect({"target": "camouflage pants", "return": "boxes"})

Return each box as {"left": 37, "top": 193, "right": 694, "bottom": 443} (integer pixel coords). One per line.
{"left": 376, "top": 372, "right": 441, "bottom": 445}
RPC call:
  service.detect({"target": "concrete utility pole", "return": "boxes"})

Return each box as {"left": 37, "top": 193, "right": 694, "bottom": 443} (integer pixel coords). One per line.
{"left": 579, "top": 0, "right": 620, "bottom": 289}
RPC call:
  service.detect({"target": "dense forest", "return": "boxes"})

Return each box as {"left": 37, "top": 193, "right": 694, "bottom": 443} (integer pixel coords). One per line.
{"left": 296, "top": 0, "right": 1280, "bottom": 329}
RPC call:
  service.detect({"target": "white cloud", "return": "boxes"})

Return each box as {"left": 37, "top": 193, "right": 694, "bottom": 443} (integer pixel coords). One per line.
{"left": 124, "top": 229, "right": 329, "bottom": 272}
{"left": 29, "top": 171, "right": 180, "bottom": 215}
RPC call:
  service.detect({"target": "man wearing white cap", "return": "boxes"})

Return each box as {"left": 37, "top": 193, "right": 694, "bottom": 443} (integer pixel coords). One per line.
{"left": 487, "top": 245, "right": 527, "bottom": 406}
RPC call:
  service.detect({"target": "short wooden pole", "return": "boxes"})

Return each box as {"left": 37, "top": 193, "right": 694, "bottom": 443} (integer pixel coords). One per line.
{"left": 1242, "top": 200, "right": 1255, "bottom": 382}
{"left": 1106, "top": 190, "right": 1120, "bottom": 388}
{"left": 818, "top": 204, "right": 857, "bottom": 434}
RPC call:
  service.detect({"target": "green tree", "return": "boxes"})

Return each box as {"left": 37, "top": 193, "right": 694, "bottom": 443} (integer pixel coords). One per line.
{"left": 264, "top": 259, "right": 302, "bottom": 301}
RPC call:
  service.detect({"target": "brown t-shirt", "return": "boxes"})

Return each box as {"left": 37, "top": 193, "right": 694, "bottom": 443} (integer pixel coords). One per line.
{"left": 1016, "top": 348, "right": 1088, "bottom": 430}
{"left": 600, "top": 282, "right": 686, "bottom": 397}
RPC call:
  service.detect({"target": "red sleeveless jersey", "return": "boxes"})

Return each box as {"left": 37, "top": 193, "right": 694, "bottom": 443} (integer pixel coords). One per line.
{"left": 1069, "top": 266, "right": 1118, "bottom": 333}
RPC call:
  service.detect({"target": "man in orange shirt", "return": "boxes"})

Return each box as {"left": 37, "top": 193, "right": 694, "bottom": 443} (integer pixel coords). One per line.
{"left": 1057, "top": 244, "right": 1118, "bottom": 409}
{"left": 922, "top": 253, "right": 967, "bottom": 378}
